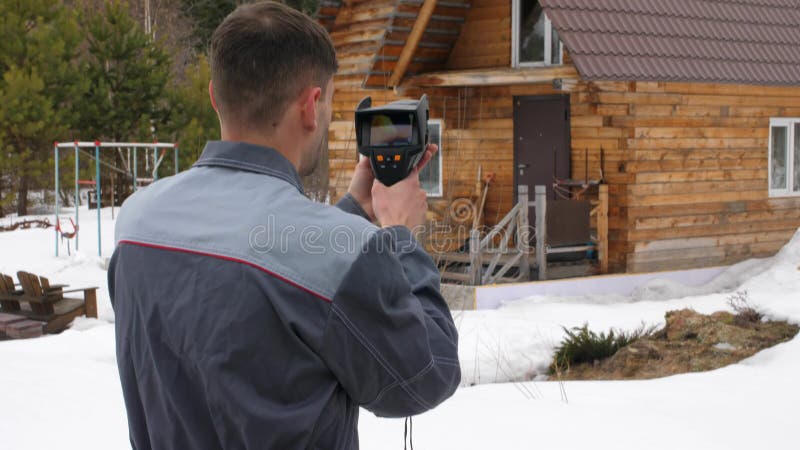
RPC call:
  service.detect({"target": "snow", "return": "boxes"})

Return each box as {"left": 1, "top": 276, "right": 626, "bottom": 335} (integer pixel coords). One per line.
{"left": 456, "top": 239, "right": 800, "bottom": 385}
{"left": 1, "top": 205, "right": 799, "bottom": 449}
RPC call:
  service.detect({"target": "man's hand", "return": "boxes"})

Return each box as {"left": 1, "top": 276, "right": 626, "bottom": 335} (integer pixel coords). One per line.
{"left": 346, "top": 157, "right": 377, "bottom": 220}
{"left": 372, "top": 171, "right": 428, "bottom": 231}
{"left": 346, "top": 144, "right": 438, "bottom": 222}
{"left": 371, "top": 144, "right": 438, "bottom": 230}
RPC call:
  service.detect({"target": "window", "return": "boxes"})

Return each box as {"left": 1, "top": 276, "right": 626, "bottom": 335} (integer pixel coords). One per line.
{"left": 420, "top": 120, "right": 443, "bottom": 197}
{"left": 512, "top": 0, "right": 562, "bottom": 67}
{"left": 768, "top": 118, "right": 800, "bottom": 197}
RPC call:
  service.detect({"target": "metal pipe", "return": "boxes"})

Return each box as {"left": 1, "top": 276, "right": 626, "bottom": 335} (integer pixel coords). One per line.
{"left": 54, "top": 144, "right": 59, "bottom": 257}
{"left": 133, "top": 147, "right": 138, "bottom": 192}
{"left": 75, "top": 143, "right": 80, "bottom": 251}
{"left": 174, "top": 146, "right": 179, "bottom": 174}
{"left": 95, "top": 142, "right": 101, "bottom": 257}
{"left": 56, "top": 142, "right": 176, "bottom": 148}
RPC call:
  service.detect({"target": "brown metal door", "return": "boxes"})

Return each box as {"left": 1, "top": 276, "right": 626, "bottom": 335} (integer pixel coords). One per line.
{"left": 513, "top": 95, "right": 570, "bottom": 202}
{"left": 514, "top": 95, "right": 571, "bottom": 249}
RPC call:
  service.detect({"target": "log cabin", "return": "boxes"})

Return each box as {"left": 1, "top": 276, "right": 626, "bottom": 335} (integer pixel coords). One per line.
{"left": 319, "top": 0, "right": 800, "bottom": 275}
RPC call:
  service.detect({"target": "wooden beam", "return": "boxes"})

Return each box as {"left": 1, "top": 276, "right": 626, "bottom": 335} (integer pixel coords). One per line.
{"left": 400, "top": 65, "right": 580, "bottom": 89}
{"left": 598, "top": 184, "right": 609, "bottom": 274}
{"left": 388, "top": 0, "right": 438, "bottom": 87}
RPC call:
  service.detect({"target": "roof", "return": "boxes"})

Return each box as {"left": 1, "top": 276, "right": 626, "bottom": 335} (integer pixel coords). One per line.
{"left": 540, "top": 0, "right": 800, "bottom": 86}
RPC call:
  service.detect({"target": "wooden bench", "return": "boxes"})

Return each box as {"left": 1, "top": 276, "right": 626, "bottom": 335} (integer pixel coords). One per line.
{"left": 2, "top": 271, "right": 99, "bottom": 334}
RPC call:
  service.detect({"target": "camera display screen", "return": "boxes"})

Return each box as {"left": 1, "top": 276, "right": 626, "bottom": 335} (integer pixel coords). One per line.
{"left": 369, "top": 113, "right": 414, "bottom": 146}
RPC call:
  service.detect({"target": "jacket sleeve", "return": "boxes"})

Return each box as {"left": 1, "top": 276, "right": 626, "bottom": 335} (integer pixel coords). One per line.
{"left": 319, "top": 225, "right": 460, "bottom": 418}
{"left": 335, "top": 193, "right": 371, "bottom": 221}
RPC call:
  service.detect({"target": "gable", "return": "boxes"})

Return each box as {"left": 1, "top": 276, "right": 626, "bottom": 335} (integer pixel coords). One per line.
{"left": 329, "top": 0, "right": 473, "bottom": 90}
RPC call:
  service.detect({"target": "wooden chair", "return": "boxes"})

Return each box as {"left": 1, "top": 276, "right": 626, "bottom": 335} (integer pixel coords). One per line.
{"left": 0, "top": 273, "right": 24, "bottom": 312}
{"left": 15, "top": 271, "right": 98, "bottom": 333}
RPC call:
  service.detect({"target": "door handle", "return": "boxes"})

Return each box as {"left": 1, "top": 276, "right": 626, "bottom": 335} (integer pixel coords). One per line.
{"left": 518, "top": 164, "right": 529, "bottom": 169}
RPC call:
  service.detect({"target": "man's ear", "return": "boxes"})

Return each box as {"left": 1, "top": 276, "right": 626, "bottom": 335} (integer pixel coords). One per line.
{"left": 209, "top": 80, "right": 218, "bottom": 112}
{"left": 300, "top": 86, "right": 323, "bottom": 131}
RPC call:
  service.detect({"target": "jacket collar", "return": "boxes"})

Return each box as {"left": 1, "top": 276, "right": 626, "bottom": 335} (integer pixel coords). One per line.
{"left": 193, "top": 141, "right": 304, "bottom": 193}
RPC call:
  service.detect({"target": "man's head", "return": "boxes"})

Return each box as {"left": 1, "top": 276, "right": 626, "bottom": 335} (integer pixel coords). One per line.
{"left": 209, "top": 1, "right": 338, "bottom": 175}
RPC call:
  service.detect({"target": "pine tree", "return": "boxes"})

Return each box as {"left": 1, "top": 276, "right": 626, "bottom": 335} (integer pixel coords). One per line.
{"left": 166, "top": 54, "right": 219, "bottom": 170}
{"left": 79, "top": 1, "right": 171, "bottom": 143}
{"left": 0, "top": 0, "right": 85, "bottom": 216}
{"left": 181, "top": 0, "right": 321, "bottom": 52}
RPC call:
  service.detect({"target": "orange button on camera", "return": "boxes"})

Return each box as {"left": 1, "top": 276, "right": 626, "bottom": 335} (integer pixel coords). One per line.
{"left": 394, "top": 154, "right": 401, "bottom": 161}
{"left": 376, "top": 155, "right": 384, "bottom": 162}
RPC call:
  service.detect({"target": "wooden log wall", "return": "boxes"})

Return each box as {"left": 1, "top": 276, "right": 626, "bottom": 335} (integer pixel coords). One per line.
{"left": 326, "top": 0, "right": 626, "bottom": 261}
{"left": 587, "top": 81, "right": 800, "bottom": 273}
{"left": 329, "top": 77, "right": 622, "bottom": 258}
{"left": 447, "top": 0, "right": 510, "bottom": 70}
{"left": 327, "top": 1, "right": 800, "bottom": 273}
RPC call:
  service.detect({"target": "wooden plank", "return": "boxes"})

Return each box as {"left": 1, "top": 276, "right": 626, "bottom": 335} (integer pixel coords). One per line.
{"left": 682, "top": 94, "right": 800, "bottom": 108}
{"left": 535, "top": 186, "right": 547, "bottom": 280}
{"left": 633, "top": 207, "right": 800, "bottom": 230}
{"left": 628, "top": 218, "right": 800, "bottom": 242}
{"left": 401, "top": 66, "right": 578, "bottom": 88}
{"left": 446, "top": 53, "right": 510, "bottom": 70}
{"left": 629, "top": 179, "right": 765, "bottom": 196}
{"left": 469, "top": 229, "right": 481, "bottom": 285}
{"left": 597, "top": 92, "right": 684, "bottom": 106}
{"left": 397, "top": 2, "right": 469, "bottom": 18}
{"left": 596, "top": 104, "right": 629, "bottom": 116}
{"left": 633, "top": 127, "right": 767, "bottom": 139}
{"left": 635, "top": 81, "right": 800, "bottom": 98}
{"left": 570, "top": 116, "right": 604, "bottom": 127}
{"left": 5, "top": 319, "right": 44, "bottom": 339}
{"left": 0, "top": 313, "right": 26, "bottom": 334}
{"left": 84, "top": 289, "right": 97, "bottom": 319}
{"left": 628, "top": 197, "right": 800, "bottom": 220}
{"left": 597, "top": 184, "right": 609, "bottom": 274}
{"left": 611, "top": 116, "right": 769, "bottom": 128}
{"left": 631, "top": 230, "right": 795, "bottom": 255}
{"left": 635, "top": 169, "right": 766, "bottom": 183}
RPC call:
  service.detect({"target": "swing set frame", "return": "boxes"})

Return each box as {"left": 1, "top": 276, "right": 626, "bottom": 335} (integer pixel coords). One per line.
{"left": 53, "top": 141, "right": 179, "bottom": 257}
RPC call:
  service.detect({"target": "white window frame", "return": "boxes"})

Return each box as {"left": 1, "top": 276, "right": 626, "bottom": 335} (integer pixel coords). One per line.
{"left": 422, "top": 119, "right": 443, "bottom": 197}
{"left": 768, "top": 117, "right": 800, "bottom": 198}
{"left": 511, "top": 0, "right": 563, "bottom": 68}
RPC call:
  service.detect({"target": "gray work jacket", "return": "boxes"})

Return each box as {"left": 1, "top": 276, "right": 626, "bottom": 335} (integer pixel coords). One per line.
{"left": 108, "top": 141, "right": 460, "bottom": 450}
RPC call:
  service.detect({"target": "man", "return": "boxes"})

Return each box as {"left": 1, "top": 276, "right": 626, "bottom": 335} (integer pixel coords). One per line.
{"left": 108, "top": 2, "right": 460, "bottom": 449}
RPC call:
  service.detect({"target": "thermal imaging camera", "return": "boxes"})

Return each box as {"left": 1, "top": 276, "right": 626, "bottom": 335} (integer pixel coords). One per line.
{"left": 355, "top": 95, "right": 429, "bottom": 186}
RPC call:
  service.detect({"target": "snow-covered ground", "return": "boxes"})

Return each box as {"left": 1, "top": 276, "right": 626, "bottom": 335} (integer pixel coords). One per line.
{"left": 1, "top": 206, "right": 799, "bottom": 449}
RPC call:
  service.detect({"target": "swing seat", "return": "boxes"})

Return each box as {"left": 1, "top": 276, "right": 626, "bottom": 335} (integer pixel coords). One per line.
{"left": 56, "top": 218, "right": 78, "bottom": 240}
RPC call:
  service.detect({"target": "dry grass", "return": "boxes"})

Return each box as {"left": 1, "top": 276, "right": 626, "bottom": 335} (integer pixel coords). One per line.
{"left": 726, "top": 290, "right": 763, "bottom": 324}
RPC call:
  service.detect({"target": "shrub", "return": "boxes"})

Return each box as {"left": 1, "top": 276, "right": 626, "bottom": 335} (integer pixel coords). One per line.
{"left": 549, "top": 323, "right": 656, "bottom": 375}
{"left": 727, "top": 290, "right": 763, "bottom": 324}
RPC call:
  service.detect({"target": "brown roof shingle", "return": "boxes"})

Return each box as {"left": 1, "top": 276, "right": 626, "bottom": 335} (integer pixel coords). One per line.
{"left": 540, "top": 0, "right": 800, "bottom": 85}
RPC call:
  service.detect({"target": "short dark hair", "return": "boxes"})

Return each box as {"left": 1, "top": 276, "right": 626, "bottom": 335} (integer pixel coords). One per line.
{"left": 210, "top": 1, "right": 338, "bottom": 130}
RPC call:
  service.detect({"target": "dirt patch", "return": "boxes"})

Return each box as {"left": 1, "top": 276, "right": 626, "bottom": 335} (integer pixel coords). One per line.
{"left": 555, "top": 309, "right": 799, "bottom": 381}
{"left": 440, "top": 283, "right": 475, "bottom": 310}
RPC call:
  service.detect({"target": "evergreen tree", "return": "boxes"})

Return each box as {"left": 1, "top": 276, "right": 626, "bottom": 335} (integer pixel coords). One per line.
{"left": 166, "top": 54, "right": 219, "bottom": 170}
{"left": 0, "top": 0, "right": 85, "bottom": 216}
{"left": 181, "top": 0, "right": 320, "bottom": 52}
{"left": 79, "top": 1, "right": 171, "bottom": 142}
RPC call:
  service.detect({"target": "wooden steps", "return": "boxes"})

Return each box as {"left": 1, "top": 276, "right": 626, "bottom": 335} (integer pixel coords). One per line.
{"left": 0, "top": 313, "right": 45, "bottom": 339}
